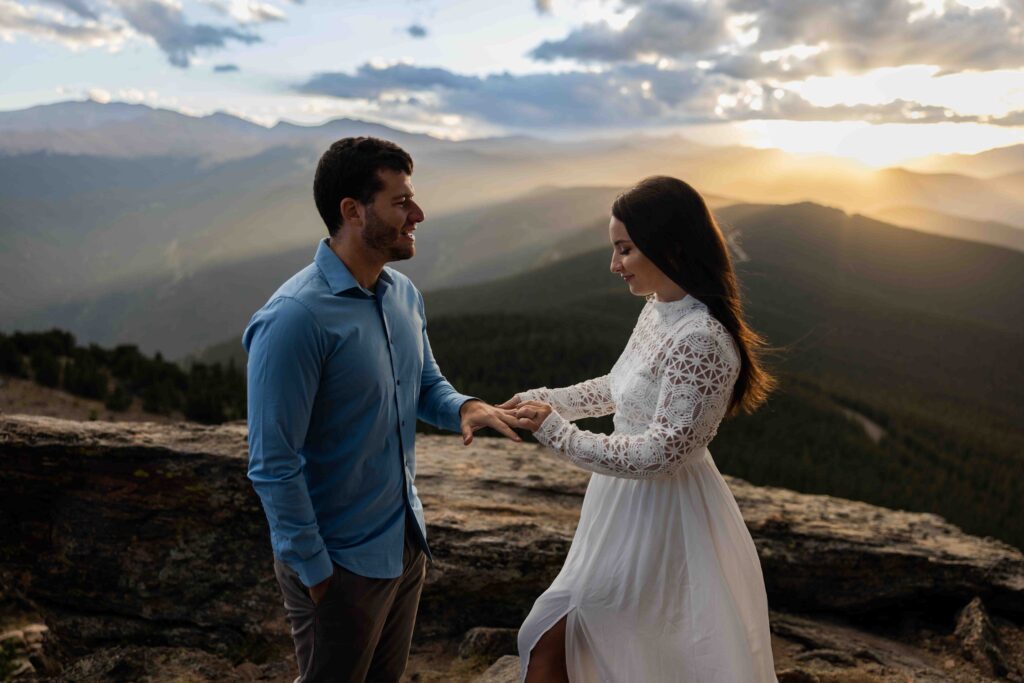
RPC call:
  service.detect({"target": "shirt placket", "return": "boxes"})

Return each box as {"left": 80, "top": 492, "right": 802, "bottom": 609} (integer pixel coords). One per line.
{"left": 375, "top": 289, "right": 416, "bottom": 509}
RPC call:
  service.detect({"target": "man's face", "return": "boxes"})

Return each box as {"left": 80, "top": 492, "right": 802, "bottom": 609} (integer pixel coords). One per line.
{"left": 361, "top": 169, "right": 424, "bottom": 262}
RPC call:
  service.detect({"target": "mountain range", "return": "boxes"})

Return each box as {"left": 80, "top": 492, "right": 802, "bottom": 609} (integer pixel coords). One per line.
{"left": 3, "top": 99, "right": 1024, "bottom": 355}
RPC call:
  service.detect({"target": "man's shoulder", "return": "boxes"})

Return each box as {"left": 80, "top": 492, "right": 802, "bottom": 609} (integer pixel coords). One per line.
{"left": 251, "top": 263, "right": 327, "bottom": 325}
{"left": 383, "top": 266, "right": 422, "bottom": 299}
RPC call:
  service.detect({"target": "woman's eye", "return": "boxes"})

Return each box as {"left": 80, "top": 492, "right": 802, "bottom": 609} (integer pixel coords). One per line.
{"left": 619, "top": 249, "right": 630, "bottom": 256}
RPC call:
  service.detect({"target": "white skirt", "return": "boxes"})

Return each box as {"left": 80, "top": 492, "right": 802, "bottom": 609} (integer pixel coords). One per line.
{"left": 518, "top": 449, "right": 777, "bottom": 682}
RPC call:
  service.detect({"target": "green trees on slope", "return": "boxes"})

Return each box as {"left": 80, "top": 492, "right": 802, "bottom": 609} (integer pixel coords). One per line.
{"left": 0, "top": 330, "right": 245, "bottom": 424}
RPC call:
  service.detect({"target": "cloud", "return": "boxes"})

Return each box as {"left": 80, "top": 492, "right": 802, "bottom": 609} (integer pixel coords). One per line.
{"left": 725, "top": 89, "right": 981, "bottom": 124}
{"left": 113, "top": 0, "right": 260, "bottom": 67}
{"left": 989, "top": 109, "right": 1024, "bottom": 126}
{"left": 406, "top": 23, "right": 426, "bottom": 38}
{"left": 299, "top": 61, "right": 728, "bottom": 128}
{"left": 37, "top": 0, "right": 97, "bottom": 20}
{"left": 296, "top": 59, "right": 1017, "bottom": 132}
{"left": 202, "top": 0, "right": 286, "bottom": 24}
{"left": 213, "top": 62, "right": 239, "bottom": 72}
{"left": 299, "top": 63, "right": 478, "bottom": 99}
{"left": 531, "top": 0, "right": 1024, "bottom": 78}
{"left": 0, "top": 0, "right": 124, "bottom": 48}
{"left": 532, "top": 1, "right": 729, "bottom": 62}
{"left": 87, "top": 87, "right": 111, "bottom": 103}
{"left": 1, "top": 0, "right": 268, "bottom": 65}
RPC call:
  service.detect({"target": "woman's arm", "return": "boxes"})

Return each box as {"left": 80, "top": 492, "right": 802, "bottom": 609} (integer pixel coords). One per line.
{"left": 530, "top": 327, "right": 738, "bottom": 478}
{"left": 516, "top": 374, "right": 615, "bottom": 421}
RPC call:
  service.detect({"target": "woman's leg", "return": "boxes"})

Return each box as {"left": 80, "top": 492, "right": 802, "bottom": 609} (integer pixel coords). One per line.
{"left": 524, "top": 615, "right": 569, "bottom": 683}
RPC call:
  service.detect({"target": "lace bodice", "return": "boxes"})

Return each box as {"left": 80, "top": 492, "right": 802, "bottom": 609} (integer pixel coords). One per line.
{"left": 518, "top": 295, "right": 740, "bottom": 479}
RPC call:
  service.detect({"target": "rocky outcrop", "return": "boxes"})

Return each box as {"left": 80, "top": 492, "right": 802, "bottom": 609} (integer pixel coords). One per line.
{"left": 2, "top": 414, "right": 1024, "bottom": 681}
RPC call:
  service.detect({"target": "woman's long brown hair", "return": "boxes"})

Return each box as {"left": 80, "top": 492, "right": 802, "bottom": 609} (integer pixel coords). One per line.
{"left": 612, "top": 176, "right": 777, "bottom": 416}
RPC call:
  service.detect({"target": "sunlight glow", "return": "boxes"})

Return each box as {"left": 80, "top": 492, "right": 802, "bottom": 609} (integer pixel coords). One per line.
{"left": 783, "top": 66, "right": 1024, "bottom": 118}
{"left": 734, "top": 120, "right": 1024, "bottom": 167}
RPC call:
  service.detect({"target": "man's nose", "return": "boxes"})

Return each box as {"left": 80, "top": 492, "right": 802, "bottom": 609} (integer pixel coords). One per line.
{"left": 410, "top": 201, "right": 425, "bottom": 223}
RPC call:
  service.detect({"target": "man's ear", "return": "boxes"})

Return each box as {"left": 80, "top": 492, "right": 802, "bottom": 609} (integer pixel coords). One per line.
{"left": 339, "top": 197, "right": 364, "bottom": 228}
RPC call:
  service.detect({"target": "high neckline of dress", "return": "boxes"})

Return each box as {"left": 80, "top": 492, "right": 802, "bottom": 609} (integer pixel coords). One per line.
{"left": 649, "top": 293, "right": 702, "bottom": 321}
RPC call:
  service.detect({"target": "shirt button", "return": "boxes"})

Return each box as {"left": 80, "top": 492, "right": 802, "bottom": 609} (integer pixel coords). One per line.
{"left": 401, "top": 420, "right": 406, "bottom": 427}
{"left": 397, "top": 379, "right": 401, "bottom": 386}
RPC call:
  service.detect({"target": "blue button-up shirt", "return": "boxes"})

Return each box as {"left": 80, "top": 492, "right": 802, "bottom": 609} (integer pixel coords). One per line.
{"left": 243, "top": 238, "right": 474, "bottom": 586}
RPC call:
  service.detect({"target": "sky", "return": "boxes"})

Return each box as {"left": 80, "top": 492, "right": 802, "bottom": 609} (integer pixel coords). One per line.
{"left": 2, "top": 0, "right": 1024, "bottom": 165}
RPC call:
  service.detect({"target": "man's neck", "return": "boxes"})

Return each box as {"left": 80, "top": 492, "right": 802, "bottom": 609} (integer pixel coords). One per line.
{"left": 328, "top": 236, "right": 386, "bottom": 291}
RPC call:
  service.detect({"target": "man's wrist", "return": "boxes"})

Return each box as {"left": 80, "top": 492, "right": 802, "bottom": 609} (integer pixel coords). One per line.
{"left": 459, "top": 398, "right": 482, "bottom": 417}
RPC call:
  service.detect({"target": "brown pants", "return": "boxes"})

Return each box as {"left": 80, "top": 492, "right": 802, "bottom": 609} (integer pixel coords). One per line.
{"left": 273, "top": 526, "right": 427, "bottom": 683}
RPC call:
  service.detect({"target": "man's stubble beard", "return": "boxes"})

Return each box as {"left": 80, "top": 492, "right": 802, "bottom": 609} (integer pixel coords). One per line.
{"left": 362, "top": 207, "right": 414, "bottom": 262}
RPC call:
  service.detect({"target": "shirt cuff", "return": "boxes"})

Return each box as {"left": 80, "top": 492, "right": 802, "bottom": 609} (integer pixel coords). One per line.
{"left": 289, "top": 546, "right": 335, "bottom": 588}
{"left": 446, "top": 394, "right": 480, "bottom": 431}
{"left": 516, "top": 388, "right": 551, "bottom": 403}
{"left": 534, "top": 409, "right": 566, "bottom": 447}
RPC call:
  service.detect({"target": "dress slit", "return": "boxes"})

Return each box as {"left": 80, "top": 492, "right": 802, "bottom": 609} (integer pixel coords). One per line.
{"left": 519, "top": 599, "right": 575, "bottom": 682}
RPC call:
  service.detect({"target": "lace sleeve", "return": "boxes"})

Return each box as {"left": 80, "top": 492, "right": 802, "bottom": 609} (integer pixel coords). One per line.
{"left": 516, "top": 375, "right": 614, "bottom": 421}
{"left": 533, "top": 328, "right": 738, "bottom": 478}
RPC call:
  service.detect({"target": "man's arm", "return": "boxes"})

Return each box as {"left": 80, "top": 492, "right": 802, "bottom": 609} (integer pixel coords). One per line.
{"left": 243, "top": 296, "right": 333, "bottom": 588}
{"left": 414, "top": 292, "right": 520, "bottom": 444}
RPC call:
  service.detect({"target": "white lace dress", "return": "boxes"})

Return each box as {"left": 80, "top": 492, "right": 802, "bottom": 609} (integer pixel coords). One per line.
{"left": 516, "top": 294, "right": 777, "bottom": 683}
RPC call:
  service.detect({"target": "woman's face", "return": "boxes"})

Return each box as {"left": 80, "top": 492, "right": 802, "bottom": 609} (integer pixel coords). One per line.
{"left": 608, "top": 216, "right": 687, "bottom": 301}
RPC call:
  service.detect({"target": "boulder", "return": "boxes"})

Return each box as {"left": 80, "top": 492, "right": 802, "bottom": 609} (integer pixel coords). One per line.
{"left": 458, "top": 627, "right": 519, "bottom": 661}
{"left": 472, "top": 655, "right": 519, "bottom": 683}
{"left": 4, "top": 414, "right": 1024, "bottom": 681}
{"left": 954, "top": 597, "right": 1013, "bottom": 678}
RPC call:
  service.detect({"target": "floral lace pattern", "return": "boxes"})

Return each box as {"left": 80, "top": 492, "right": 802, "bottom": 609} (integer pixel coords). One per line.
{"left": 519, "top": 296, "right": 740, "bottom": 478}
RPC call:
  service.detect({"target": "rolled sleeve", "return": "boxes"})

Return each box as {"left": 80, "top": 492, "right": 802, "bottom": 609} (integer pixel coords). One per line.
{"left": 243, "top": 296, "right": 333, "bottom": 587}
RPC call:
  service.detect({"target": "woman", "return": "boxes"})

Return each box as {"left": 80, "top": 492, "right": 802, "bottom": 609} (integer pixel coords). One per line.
{"left": 506, "top": 176, "right": 778, "bottom": 682}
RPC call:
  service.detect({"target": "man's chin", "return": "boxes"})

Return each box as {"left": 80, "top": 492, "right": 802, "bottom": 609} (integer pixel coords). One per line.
{"left": 387, "top": 246, "right": 415, "bottom": 262}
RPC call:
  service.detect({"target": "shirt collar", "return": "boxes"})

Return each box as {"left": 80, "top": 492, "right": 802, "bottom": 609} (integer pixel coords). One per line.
{"left": 649, "top": 293, "right": 703, "bottom": 323}
{"left": 314, "top": 237, "right": 394, "bottom": 296}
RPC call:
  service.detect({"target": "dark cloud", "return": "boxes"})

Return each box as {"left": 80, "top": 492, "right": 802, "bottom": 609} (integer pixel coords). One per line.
{"left": 989, "top": 110, "right": 1024, "bottom": 127}
{"left": 534, "top": 0, "right": 553, "bottom": 14}
{"left": 299, "top": 63, "right": 477, "bottom": 99}
{"left": 37, "top": 0, "right": 97, "bottom": 20}
{"left": 406, "top": 23, "right": 427, "bottom": 38}
{"left": 300, "top": 62, "right": 723, "bottom": 128}
{"left": 113, "top": 0, "right": 260, "bottom": 67}
{"left": 213, "top": 63, "right": 239, "bottom": 72}
{"left": 532, "top": 0, "right": 728, "bottom": 63}
{"left": 296, "top": 60, "right": 1010, "bottom": 131}
{"left": 531, "top": 0, "right": 1024, "bottom": 77}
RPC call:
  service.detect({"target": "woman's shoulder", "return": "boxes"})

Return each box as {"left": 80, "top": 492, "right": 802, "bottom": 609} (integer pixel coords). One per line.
{"left": 672, "top": 307, "right": 739, "bottom": 358}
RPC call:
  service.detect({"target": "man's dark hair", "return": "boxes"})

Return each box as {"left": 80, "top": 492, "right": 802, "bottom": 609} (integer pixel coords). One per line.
{"left": 313, "top": 137, "right": 414, "bottom": 236}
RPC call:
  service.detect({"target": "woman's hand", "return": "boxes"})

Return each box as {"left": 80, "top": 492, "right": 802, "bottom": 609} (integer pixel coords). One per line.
{"left": 495, "top": 395, "right": 522, "bottom": 410}
{"left": 515, "top": 400, "right": 553, "bottom": 432}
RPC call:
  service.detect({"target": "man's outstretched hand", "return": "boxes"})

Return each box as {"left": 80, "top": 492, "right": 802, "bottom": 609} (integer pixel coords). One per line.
{"left": 460, "top": 399, "right": 521, "bottom": 445}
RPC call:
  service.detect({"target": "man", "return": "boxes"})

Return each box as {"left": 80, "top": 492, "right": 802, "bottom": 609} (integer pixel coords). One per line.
{"left": 243, "top": 136, "right": 521, "bottom": 682}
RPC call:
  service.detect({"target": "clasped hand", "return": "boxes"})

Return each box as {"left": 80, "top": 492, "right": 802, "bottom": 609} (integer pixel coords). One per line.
{"left": 458, "top": 396, "right": 554, "bottom": 445}
{"left": 496, "top": 396, "right": 553, "bottom": 432}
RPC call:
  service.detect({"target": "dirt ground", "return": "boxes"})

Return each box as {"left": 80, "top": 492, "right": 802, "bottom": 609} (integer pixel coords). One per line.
{"left": 0, "top": 376, "right": 183, "bottom": 423}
